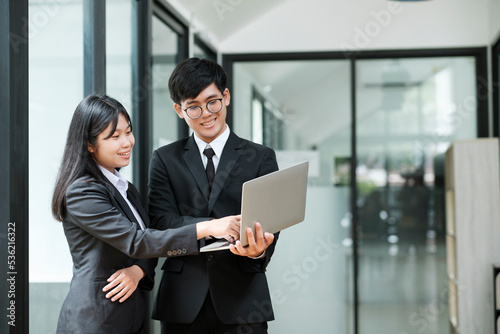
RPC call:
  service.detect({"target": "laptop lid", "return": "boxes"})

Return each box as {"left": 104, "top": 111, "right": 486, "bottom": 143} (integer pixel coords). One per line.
{"left": 239, "top": 160, "right": 309, "bottom": 246}
{"left": 200, "top": 160, "right": 309, "bottom": 252}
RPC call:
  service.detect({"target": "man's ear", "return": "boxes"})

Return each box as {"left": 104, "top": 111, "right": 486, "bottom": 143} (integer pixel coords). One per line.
{"left": 223, "top": 88, "right": 231, "bottom": 107}
{"left": 88, "top": 142, "right": 94, "bottom": 153}
{"left": 174, "top": 103, "right": 184, "bottom": 119}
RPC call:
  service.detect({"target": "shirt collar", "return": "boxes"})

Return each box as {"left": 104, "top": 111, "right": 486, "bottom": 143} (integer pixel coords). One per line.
{"left": 193, "top": 124, "right": 230, "bottom": 158}
{"left": 98, "top": 165, "right": 128, "bottom": 194}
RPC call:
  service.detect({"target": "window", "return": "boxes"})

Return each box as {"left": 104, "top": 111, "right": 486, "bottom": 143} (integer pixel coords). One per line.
{"left": 151, "top": 6, "right": 188, "bottom": 150}
{"left": 28, "top": 1, "right": 83, "bottom": 332}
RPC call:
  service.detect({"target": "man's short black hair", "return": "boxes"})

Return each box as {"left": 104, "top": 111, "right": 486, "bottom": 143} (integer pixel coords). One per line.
{"left": 169, "top": 57, "right": 227, "bottom": 104}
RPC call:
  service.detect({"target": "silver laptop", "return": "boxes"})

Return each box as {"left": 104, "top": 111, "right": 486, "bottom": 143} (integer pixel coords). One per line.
{"left": 200, "top": 161, "right": 309, "bottom": 252}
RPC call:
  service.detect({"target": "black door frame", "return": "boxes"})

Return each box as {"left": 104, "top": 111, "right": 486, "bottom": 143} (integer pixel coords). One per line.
{"left": 492, "top": 37, "right": 500, "bottom": 138}
{"left": 1, "top": 1, "right": 29, "bottom": 333}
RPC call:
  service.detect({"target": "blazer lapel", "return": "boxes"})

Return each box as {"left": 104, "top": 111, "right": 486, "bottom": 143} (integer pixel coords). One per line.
{"left": 127, "top": 184, "right": 150, "bottom": 227}
{"left": 208, "top": 132, "right": 241, "bottom": 211}
{"left": 104, "top": 181, "right": 139, "bottom": 227}
{"left": 183, "top": 136, "right": 212, "bottom": 200}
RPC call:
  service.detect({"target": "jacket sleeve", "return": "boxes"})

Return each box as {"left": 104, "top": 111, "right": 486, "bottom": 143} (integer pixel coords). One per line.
{"left": 65, "top": 180, "right": 199, "bottom": 259}
{"left": 130, "top": 258, "right": 156, "bottom": 290}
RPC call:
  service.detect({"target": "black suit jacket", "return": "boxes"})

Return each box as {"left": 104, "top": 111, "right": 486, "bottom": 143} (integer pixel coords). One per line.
{"left": 56, "top": 176, "right": 199, "bottom": 334}
{"left": 148, "top": 132, "right": 279, "bottom": 324}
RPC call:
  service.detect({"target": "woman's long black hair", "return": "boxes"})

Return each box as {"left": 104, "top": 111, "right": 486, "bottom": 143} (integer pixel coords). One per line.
{"left": 51, "top": 94, "right": 132, "bottom": 222}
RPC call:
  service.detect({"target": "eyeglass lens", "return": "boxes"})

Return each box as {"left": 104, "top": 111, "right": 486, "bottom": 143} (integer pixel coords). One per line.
{"left": 186, "top": 99, "right": 222, "bottom": 119}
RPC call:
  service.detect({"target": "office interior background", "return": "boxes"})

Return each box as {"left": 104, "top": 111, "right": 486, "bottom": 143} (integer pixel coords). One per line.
{"left": 2, "top": 0, "right": 500, "bottom": 333}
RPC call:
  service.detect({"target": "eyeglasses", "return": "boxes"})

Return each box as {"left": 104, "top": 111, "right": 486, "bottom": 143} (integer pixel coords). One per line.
{"left": 183, "top": 98, "right": 223, "bottom": 120}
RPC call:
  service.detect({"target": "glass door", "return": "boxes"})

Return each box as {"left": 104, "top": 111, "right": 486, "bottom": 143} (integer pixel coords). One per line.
{"left": 232, "top": 59, "right": 355, "bottom": 334}
{"left": 355, "top": 57, "right": 477, "bottom": 334}
{"left": 230, "top": 54, "right": 481, "bottom": 334}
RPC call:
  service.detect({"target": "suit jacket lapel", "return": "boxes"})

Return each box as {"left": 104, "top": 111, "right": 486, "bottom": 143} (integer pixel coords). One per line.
{"left": 104, "top": 181, "right": 139, "bottom": 227}
{"left": 127, "top": 184, "right": 150, "bottom": 228}
{"left": 183, "top": 136, "right": 211, "bottom": 200}
{"left": 208, "top": 132, "right": 241, "bottom": 211}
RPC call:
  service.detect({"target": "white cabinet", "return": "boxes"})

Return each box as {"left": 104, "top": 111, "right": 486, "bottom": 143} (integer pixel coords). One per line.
{"left": 445, "top": 138, "right": 500, "bottom": 334}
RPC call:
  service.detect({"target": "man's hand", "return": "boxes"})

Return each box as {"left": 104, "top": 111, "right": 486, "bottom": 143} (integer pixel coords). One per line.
{"left": 102, "top": 265, "right": 145, "bottom": 303}
{"left": 230, "top": 222, "right": 274, "bottom": 258}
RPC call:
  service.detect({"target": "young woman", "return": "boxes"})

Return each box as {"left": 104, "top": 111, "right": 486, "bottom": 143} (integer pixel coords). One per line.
{"left": 52, "top": 95, "right": 240, "bottom": 334}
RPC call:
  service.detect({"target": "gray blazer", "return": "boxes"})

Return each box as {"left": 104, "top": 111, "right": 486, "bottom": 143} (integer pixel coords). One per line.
{"left": 56, "top": 176, "right": 198, "bottom": 334}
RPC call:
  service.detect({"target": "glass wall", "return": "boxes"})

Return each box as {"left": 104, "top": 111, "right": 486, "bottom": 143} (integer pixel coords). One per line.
{"left": 28, "top": 0, "right": 83, "bottom": 332}
{"left": 355, "top": 57, "right": 477, "bottom": 334}
{"left": 233, "top": 60, "right": 355, "bottom": 334}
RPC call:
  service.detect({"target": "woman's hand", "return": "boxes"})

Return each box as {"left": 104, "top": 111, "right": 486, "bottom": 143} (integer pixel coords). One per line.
{"left": 103, "top": 265, "right": 145, "bottom": 303}
{"left": 196, "top": 215, "right": 241, "bottom": 242}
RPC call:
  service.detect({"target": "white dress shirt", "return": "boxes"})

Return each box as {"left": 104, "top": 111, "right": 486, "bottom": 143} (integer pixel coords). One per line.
{"left": 194, "top": 124, "right": 230, "bottom": 172}
{"left": 98, "top": 165, "right": 146, "bottom": 230}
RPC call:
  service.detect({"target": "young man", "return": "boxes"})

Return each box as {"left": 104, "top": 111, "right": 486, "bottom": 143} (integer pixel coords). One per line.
{"left": 148, "top": 57, "right": 279, "bottom": 334}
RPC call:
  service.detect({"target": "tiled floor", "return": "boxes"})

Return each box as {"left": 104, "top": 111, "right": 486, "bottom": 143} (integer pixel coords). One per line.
{"left": 357, "top": 239, "right": 449, "bottom": 334}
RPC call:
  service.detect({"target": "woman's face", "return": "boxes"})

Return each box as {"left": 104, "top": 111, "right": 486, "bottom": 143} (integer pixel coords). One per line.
{"left": 88, "top": 113, "right": 135, "bottom": 173}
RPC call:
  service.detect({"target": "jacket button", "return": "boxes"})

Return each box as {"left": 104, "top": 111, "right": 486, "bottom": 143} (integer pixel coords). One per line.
{"left": 207, "top": 255, "right": 213, "bottom": 262}
{"left": 182, "top": 248, "right": 187, "bottom": 254}
{"left": 167, "top": 251, "right": 172, "bottom": 257}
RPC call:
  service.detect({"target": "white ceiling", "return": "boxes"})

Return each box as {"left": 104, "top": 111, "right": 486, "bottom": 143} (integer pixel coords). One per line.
{"left": 166, "top": 0, "right": 288, "bottom": 43}
{"left": 166, "top": 0, "right": 491, "bottom": 52}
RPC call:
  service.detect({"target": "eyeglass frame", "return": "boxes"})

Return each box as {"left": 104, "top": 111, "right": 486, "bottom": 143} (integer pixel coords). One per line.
{"left": 182, "top": 98, "right": 224, "bottom": 120}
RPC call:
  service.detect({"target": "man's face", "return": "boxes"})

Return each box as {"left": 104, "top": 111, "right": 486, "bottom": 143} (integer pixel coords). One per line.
{"left": 174, "top": 83, "right": 230, "bottom": 143}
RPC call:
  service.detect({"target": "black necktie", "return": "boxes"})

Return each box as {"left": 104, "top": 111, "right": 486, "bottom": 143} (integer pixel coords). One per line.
{"left": 203, "top": 147, "right": 216, "bottom": 191}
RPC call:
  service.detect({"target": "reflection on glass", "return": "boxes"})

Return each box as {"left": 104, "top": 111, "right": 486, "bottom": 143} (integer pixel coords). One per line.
{"left": 152, "top": 15, "right": 179, "bottom": 150}
{"left": 252, "top": 88, "right": 284, "bottom": 149}
{"left": 251, "top": 97, "right": 263, "bottom": 144}
{"left": 28, "top": 1, "right": 83, "bottom": 332}
{"left": 356, "top": 57, "right": 477, "bottom": 334}
{"left": 234, "top": 60, "right": 353, "bottom": 333}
